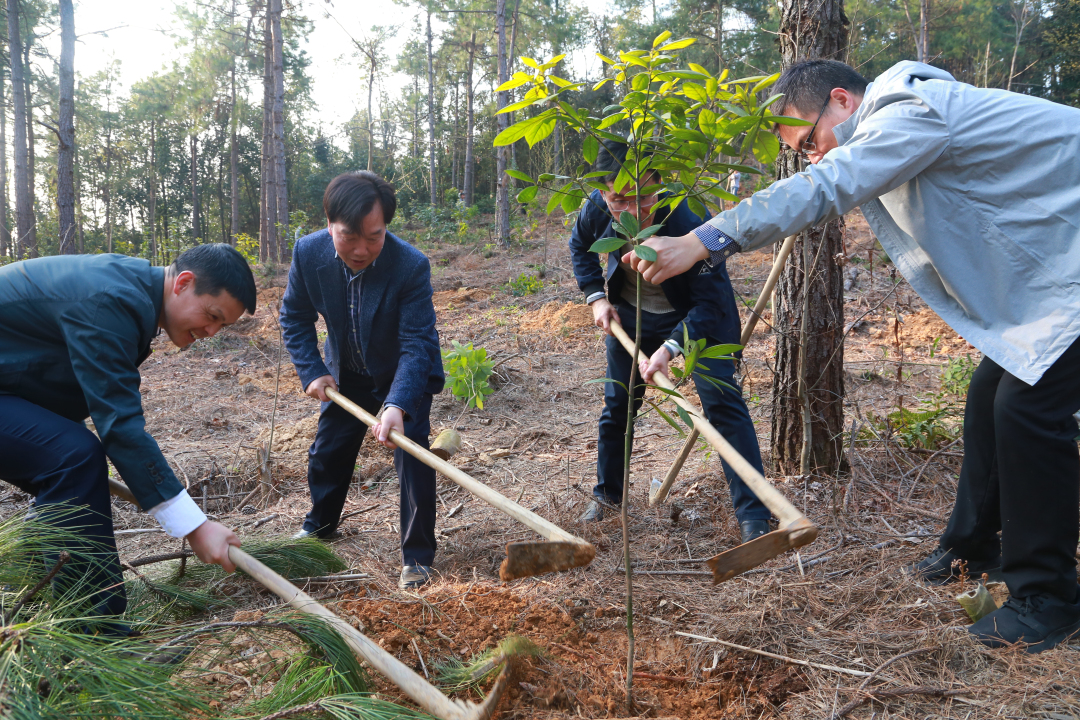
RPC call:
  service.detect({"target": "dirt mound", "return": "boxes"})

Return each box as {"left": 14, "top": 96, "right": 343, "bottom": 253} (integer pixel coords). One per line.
{"left": 238, "top": 366, "right": 304, "bottom": 396}
{"left": 333, "top": 584, "right": 805, "bottom": 719}
{"left": 870, "top": 308, "right": 974, "bottom": 356}
{"left": 519, "top": 301, "right": 594, "bottom": 334}
{"left": 255, "top": 413, "right": 319, "bottom": 453}
{"left": 432, "top": 287, "right": 491, "bottom": 311}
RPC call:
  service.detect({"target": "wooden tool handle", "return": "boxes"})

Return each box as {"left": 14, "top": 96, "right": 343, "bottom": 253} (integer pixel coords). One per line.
{"left": 229, "top": 546, "right": 494, "bottom": 720}
{"left": 325, "top": 389, "right": 583, "bottom": 546}
{"left": 609, "top": 322, "right": 806, "bottom": 528}
{"left": 650, "top": 428, "right": 698, "bottom": 506}
{"left": 740, "top": 235, "right": 796, "bottom": 347}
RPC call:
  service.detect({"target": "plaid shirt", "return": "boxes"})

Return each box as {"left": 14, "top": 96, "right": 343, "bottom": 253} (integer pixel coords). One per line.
{"left": 340, "top": 258, "right": 369, "bottom": 375}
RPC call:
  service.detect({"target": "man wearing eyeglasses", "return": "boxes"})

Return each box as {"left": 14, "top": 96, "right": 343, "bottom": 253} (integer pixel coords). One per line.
{"left": 568, "top": 140, "right": 773, "bottom": 544}
{"left": 626, "top": 59, "right": 1080, "bottom": 653}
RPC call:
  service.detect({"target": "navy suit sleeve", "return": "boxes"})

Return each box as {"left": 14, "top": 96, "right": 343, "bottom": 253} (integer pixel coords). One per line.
{"left": 280, "top": 247, "right": 331, "bottom": 391}
{"left": 568, "top": 192, "right": 610, "bottom": 299}
{"left": 384, "top": 253, "right": 439, "bottom": 419}
{"left": 60, "top": 293, "right": 184, "bottom": 510}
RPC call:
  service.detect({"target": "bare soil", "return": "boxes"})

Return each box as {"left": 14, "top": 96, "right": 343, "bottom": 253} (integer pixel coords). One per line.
{"left": 3, "top": 209, "right": 1078, "bottom": 718}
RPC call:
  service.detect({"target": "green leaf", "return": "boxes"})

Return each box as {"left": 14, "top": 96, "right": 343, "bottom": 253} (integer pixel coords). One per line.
{"left": 561, "top": 189, "right": 583, "bottom": 214}
{"left": 683, "top": 82, "right": 709, "bottom": 104}
{"left": 585, "top": 377, "right": 628, "bottom": 392}
{"left": 496, "top": 72, "right": 532, "bottom": 91}
{"left": 675, "top": 404, "right": 695, "bottom": 429}
{"left": 647, "top": 399, "right": 686, "bottom": 437}
{"left": 751, "top": 72, "right": 780, "bottom": 95}
{"left": 752, "top": 131, "right": 781, "bottom": 165}
{"left": 635, "top": 224, "right": 663, "bottom": 240}
{"left": 698, "top": 107, "right": 717, "bottom": 135}
{"left": 593, "top": 78, "right": 610, "bottom": 91}
{"left": 631, "top": 72, "right": 650, "bottom": 91}
{"left": 619, "top": 210, "right": 640, "bottom": 238}
{"left": 498, "top": 96, "right": 543, "bottom": 115}
{"left": 516, "top": 186, "right": 538, "bottom": 203}
{"left": 699, "top": 343, "right": 743, "bottom": 358}
{"left": 589, "top": 237, "right": 625, "bottom": 254}
{"left": 765, "top": 115, "right": 815, "bottom": 126}
{"left": 596, "top": 53, "right": 617, "bottom": 66}
{"left": 520, "top": 56, "right": 541, "bottom": 70}
{"left": 652, "top": 30, "right": 673, "bottom": 48}
{"left": 525, "top": 115, "right": 557, "bottom": 147}
{"left": 644, "top": 384, "right": 684, "bottom": 398}
{"left": 694, "top": 372, "right": 737, "bottom": 393}
{"left": 546, "top": 185, "right": 568, "bottom": 214}
{"left": 583, "top": 135, "right": 599, "bottom": 165}
{"left": 688, "top": 63, "right": 713, "bottom": 78}
{"left": 659, "top": 38, "right": 696, "bottom": 51}
{"left": 492, "top": 119, "right": 533, "bottom": 146}
{"left": 634, "top": 244, "right": 658, "bottom": 262}
{"left": 506, "top": 169, "right": 533, "bottom": 183}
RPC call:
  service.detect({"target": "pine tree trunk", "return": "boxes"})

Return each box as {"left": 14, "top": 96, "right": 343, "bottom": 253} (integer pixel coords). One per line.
{"left": 105, "top": 126, "right": 113, "bottom": 253}
{"left": 23, "top": 40, "right": 35, "bottom": 256}
{"left": 7, "top": 0, "right": 31, "bottom": 260}
{"left": 270, "top": 0, "right": 287, "bottom": 259}
{"left": 463, "top": 32, "right": 476, "bottom": 206}
{"left": 259, "top": 4, "right": 275, "bottom": 263}
{"left": 770, "top": 0, "right": 849, "bottom": 476}
{"left": 190, "top": 132, "right": 202, "bottom": 243}
{"left": 366, "top": 51, "right": 376, "bottom": 172}
{"left": 426, "top": 8, "right": 437, "bottom": 206}
{"left": 495, "top": 0, "right": 511, "bottom": 246}
{"left": 451, "top": 79, "right": 459, "bottom": 191}
{"left": 230, "top": 56, "right": 239, "bottom": 244}
{"left": 0, "top": 61, "right": 9, "bottom": 258}
{"left": 149, "top": 120, "right": 157, "bottom": 264}
{"left": 57, "top": 0, "right": 77, "bottom": 254}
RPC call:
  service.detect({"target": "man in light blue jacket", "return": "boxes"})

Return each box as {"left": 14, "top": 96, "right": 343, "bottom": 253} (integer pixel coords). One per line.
{"left": 629, "top": 59, "right": 1080, "bottom": 653}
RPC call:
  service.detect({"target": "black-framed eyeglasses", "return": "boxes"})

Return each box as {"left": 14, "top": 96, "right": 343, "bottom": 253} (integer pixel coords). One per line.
{"left": 794, "top": 96, "right": 831, "bottom": 159}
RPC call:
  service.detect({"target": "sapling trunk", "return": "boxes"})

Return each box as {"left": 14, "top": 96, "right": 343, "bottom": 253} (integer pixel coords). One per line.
{"left": 621, "top": 272, "right": 642, "bottom": 711}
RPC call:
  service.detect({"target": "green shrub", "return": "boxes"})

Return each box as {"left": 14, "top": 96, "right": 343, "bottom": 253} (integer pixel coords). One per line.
{"left": 442, "top": 340, "right": 495, "bottom": 409}
{"left": 941, "top": 355, "right": 977, "bottom": 396}
{"left": 505, "top": 272, "right": 543, "bottom": 296}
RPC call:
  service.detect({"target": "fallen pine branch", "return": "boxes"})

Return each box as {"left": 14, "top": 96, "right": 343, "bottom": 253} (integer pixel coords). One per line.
{"left": 832, "top": 685, "right": 977, "bottom": 718}
{"left": 675, "top": 631, "right": 871, "bottom": 677}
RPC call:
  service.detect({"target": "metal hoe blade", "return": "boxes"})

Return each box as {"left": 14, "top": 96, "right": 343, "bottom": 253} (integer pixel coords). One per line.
{"left": 500, "top": 541, "right": 597, "bottom": 581}
{"left": 705, "top": 518, "right": 819, "bottom": 584}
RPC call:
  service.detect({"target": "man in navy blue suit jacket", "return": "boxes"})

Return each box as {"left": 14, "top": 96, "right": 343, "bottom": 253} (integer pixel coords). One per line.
{"left": 569, "top": 142, "right": 771, "bottom": 543}
{"left": 280, "top": 171, "right": 444, "bottom": 589}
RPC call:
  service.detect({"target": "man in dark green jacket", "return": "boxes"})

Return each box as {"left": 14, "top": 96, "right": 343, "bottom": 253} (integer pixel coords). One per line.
{"left": 0, "top": 244, "right": 256, "bottom": 633}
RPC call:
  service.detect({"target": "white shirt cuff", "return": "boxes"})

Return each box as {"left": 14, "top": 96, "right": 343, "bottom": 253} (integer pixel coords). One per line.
{"left": 147, "top": 490, "right": 208, "bottom": 538}
{"left": 662, "top": 339, "right": 682, "bottom": 358}
{"left": 586, "top": 291, "right": 607, "bottom": 305}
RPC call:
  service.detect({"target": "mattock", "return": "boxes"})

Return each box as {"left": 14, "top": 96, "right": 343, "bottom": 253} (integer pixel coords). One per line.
{"left": 108, "top": 479, "right": 509, "bottom": 720}
{"left": 609, "top": 320, "right": 817, "bottom": 583}
{"left": 325, "top": 388, "right": 596, "bottom": 580}
{"left": 648, "top": 235, "right": 796, "bottom": 509}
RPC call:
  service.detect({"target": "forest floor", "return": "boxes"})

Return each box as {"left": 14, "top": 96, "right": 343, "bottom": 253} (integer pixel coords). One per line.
{"left": 3, "top": 209, "right": 1079, "bottom": 719}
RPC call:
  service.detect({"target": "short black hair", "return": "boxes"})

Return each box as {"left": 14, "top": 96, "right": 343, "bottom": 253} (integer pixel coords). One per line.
{"left": 594, "top": 141, "right": 659, "bottom": 187}
{"left": 323, "top": 171, "right": 397, "bottom": 232}
{"left": 174, "top": 244, "right": 257, "bottom": 314}
{"left": 772, "top": 60, "right": 870, "bottom": 116}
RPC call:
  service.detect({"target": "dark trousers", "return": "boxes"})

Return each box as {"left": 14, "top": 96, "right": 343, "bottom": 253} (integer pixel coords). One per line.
{"left": 939, "top": 338, "right": 1080, "bottom": 602}
{"left": 0, "top": 395, "right": 127, "bottom": 619}
{"left": 595, "top": 303, "right": 771, "bottom": 523}
{"left": 304, "top": 368, "right": 437, "bottom": 567}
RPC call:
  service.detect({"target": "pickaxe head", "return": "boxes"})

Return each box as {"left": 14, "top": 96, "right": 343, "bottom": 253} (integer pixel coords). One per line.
{"left": 499, "top": 541, "right": 596, "bottom": 581}
{"left": 705, "top": 518, "right": 819, "bottom": 583}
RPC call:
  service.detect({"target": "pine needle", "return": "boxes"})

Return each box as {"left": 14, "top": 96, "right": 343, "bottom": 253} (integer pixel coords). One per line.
{"left": 434, "top": 634, "right": 540, "bottom": 691}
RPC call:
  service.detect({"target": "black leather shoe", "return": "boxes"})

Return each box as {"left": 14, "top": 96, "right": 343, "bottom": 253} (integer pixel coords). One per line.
{"left": 399, "top": 564, "right": 433, "bottom": 590}
{"left": 904, "top": 546, "right": 1002, "bottom": 585}
{"left": 739, "top": 520, "right": 771, "bottom": 544}
{"left": 968, "top": 591, "right": 1080, "bottom": 653}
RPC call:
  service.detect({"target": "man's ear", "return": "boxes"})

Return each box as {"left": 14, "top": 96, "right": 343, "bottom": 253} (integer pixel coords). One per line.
{"left": 172, "top": 270, "right": 197, "bottom": 296}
